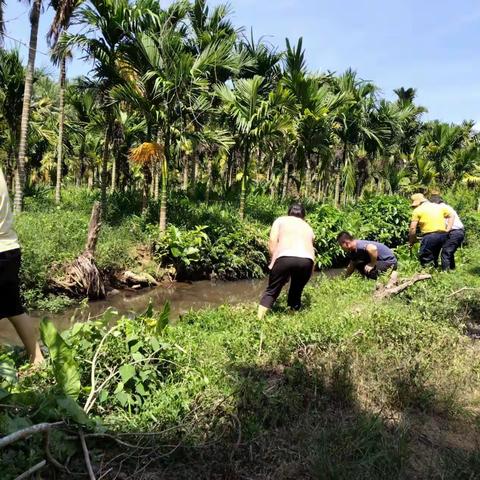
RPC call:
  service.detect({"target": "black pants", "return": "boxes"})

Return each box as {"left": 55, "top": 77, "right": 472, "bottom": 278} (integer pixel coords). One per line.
{"left": 355, "top": 261, "right": 397, "bottom": 280}
{"left": 441, "top": 229, "right": 464, "bottom": 271}
{"left": 419, "top": 232, "right": 448, "bottom": 268}
{"left": 260, "top": 256, "right": 313, "bottom": 310}
{"left": 0, "top": 248, "right": 24, "bottom": 318}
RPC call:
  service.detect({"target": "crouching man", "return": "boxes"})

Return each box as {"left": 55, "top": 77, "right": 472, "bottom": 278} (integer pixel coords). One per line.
{"left": 337, "top": 232, "right": 398, "bottom": 281}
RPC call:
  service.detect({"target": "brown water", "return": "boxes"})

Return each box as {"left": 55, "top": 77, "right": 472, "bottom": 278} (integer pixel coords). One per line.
{"left": 0, "top": 270, "right": 341, "bottom": 345}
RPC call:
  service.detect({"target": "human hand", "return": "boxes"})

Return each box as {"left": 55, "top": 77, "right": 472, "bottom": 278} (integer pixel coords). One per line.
{"left": 364, "top": 264, "right": 375, "bottom": 274}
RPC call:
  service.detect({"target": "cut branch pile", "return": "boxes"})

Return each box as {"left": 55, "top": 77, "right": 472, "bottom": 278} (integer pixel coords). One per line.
{"left": 50, "top": 201, "right": 106, "bottom": 300}
{"left": 374, "top": 273, "right": 432, "bottom": 300}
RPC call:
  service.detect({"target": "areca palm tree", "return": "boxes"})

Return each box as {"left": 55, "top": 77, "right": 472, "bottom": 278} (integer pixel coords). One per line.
{"left": 0, "top": 49, "right": 25, "bottom": 185}
{"left": 61, "top": 0, "right": 131, "bottom": 210}
{"left": 115, "top": 0, "right": 244, "bottom": 231}
{"left": 216, "top": 75, "right": 294, "bottom": 218}
{"left": 14, "top": 0, "right": 42, "bottom": 212}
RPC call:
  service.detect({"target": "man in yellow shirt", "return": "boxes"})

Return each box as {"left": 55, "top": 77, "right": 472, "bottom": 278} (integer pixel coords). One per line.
{"left": 408, "top": 193, "right": 453, "bottom": 268}
{"left": 0, "top": 167, "right": 44, "bottom": 365}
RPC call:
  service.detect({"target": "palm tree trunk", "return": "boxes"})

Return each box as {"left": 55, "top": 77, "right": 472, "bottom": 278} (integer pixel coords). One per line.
{"left": 14, "top": 0, "right": 41, "bottom": 213}
{"left": 239, "top": 143, "right": 249, "bottom": 220}
{"left": 100, "top": 117, "right": 112, "bottom": 212}
{"left": 110, "top": 154, "right": 117, "bottom": 194}
{"left": 55, "top": 56, "right": 66, "bottom": 204}
{"left": 281, "top": 154, "right": 289, "bottom": 200}
{"left": 205, "top": 155, "right": 213, "bottom": 204}
{"left": 77, "top": 139, "right": 86, "bottom": 186}
{"left": 335, "top": 141, "right": 348, "bottom": 208}
{"left": 305, "top": 154, "right": 312, "bottom": 198}
{"left": 193, "top": 151, "right": 199, "bottom": 183}
{"left": 182, "top": 154, "right": 189, "bottom": 191}
{"left": 159, "top": 127, "right": 169, "bottom": 233}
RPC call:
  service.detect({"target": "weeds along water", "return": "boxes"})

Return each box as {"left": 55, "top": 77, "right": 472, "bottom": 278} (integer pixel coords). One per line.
{"left": 1, "top": 242, "right": 480, "bottom": 478}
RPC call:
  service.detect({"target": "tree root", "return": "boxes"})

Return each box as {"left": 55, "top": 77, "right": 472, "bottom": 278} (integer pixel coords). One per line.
{"left": 374, "top": 273, "right": 432, "bottom": 300}
{"left": 50, "top": 201, "right": 106, "bottom": 300}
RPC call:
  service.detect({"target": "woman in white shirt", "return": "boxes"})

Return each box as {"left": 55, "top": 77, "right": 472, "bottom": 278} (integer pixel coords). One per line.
{"left": 258, "top": 203, "right": 315, "bottom": 319}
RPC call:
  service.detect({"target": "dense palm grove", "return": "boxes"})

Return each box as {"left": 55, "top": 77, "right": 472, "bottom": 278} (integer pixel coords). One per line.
{"left": 1, "top": 0, "right": 479, "bottom": 227}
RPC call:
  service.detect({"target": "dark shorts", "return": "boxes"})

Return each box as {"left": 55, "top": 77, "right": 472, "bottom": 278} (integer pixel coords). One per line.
{"left": 355, "top": 260, "right": 397, "bottom": 280}
{"left": 0, "top": 248, "right": 24, "bottom": 318}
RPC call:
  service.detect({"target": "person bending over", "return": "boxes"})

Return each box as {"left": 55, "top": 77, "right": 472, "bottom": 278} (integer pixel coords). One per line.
{"left": 337, "top": 232, "right": 398, "bottom": 281}
{"left": 258, "top": 203, "right": 315, "bottom": 319}
{"left": 430, "top": 194, "right": 465, "bottom": 270}
{"left": 0, "top": 167, "right": 44, "bottom": 365}
{"left": 408, "top": 193, "right": 453, "bottom": 268}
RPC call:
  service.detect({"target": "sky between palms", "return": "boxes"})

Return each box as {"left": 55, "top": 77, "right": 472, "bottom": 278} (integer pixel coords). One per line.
{"left": 3, "top": 0, "right": 480, "bottom": 126}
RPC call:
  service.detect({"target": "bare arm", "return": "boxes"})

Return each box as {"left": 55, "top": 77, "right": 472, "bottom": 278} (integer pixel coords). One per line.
{"left": 365, "top": 244, "right": 378, "bottom": 269}
{"left": 446, "top": 214, "right": 454, "bottom": 232}
{"left": 409, "top": 221, "right": 418, "bottom": 246}
{"left": 268, "top": 220, "right": 280, "bottom": 257}
{"left": 345, "top": 261, "right": 355, "bottom": 278}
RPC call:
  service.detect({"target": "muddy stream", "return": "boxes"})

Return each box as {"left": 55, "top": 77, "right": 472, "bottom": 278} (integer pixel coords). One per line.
{"left": 0, "top": 270, "right": 341, "bottom": 345}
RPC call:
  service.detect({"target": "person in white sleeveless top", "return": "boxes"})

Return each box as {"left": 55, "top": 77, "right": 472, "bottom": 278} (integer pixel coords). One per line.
{"left": 430, "top": 195, "right": 465, "bottom": 270}
{"left": 0, "top": 167, "right": 44, "bottom": 364}
{"left": 258, "top": 203, "right": 315, "bottom": 319}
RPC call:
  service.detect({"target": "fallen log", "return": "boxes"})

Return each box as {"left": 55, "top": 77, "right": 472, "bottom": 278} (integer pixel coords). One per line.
{"left": 374, "top": 273, "right": 432, "bottom": 300}
{"left": 50, "top": 202, "right": 106, "bottom": 299}
{"left": 119, "top": 270, "right": 159, "bottom": 287}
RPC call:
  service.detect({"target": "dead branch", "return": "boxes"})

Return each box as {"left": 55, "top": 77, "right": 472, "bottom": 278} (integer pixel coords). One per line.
{"left": 0, "top": 421, "right": 64, "bottom": 449}
{"left": 447, "top": 287, "right": 480, "bottom": 298}
{"left": 374, "top": 273, "right": 432, "bottom": 300}
{"left": 80, "top": 430, "right": 96, "bottom": 480}
{"left": 84, "top": 325, "right": 118, "bottom": 414}
{"left": 14, "top": 460, "right": 47, "bottom": 480}
{"left": 44, "top": 430, "right": 71, "bottom": 473}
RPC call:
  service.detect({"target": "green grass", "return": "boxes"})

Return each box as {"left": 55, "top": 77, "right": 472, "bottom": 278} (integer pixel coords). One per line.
{"left": 2, "top": 244, "right": 479, "bottom": 478}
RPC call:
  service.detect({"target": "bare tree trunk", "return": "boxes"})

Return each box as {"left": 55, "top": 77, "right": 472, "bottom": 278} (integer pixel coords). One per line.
{"left": 100, "top": 118, "right": 112, "bottom": 212}
{"left": 182, "top": 154, "right": 189, "bottom": 191}
{"left": 193, "top": 151, "right": 199, "bottom": 184}
{"left": 110, "top": 155, "right": 117, "bottom": 194}
{"left": 239, "top": 143, "right": 249, "bottom": 220}
{"left": 55, "top": 56, "right": 66, "bottom": 205}
{"left": 159, "top": 126, "right": 169, "bottom": 233}
{"left": 205, "top": 155, "right": 213, "bottom": 203}
{"left": 305, "top": 154, "right": 312, "bottom": 198}
{"left": 14, "top": 0, "right": 41, "bottom": 213}
{"left": 282, "top": 154, "right": 289, "bottom": 200}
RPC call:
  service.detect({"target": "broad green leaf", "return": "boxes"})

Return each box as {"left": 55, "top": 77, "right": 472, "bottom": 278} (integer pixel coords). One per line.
{"left": 156, "top": 302, "right": 170, "bottom": 335}
{"left": 119, "top": 364, "right": 136, "bottom": 383}
{"left": 135, "top": 383, "right": 148, "bottom": 396}
{"left": 115, "top": 391, "right": 130, "bottom": 407}
{"left": 40, "top": 319, "right": 81, "bottom": 399}
{"left": 114, "top": 382, "right": 124, "bottom": 394}
{"left": 99, "top": 390, "right": 109, "bottom": 403}
{"left": 0, "top": 388, "right": 9, "bottom": 400}
{"left": 171, "top": 247, "right": 181, "bottom": 258}
{"left": 57, "top": 396, "right": 91, "bottom": 426}
{"left": 142, "top": 300, "right": 154, "bottom": 319}
{"left": 0, "top": 361, "right": 17, "bottom": 385}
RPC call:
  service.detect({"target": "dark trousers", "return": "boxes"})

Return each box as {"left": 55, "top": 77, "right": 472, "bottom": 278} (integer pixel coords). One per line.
{"left": 441, "top": 229, "right": 464, "bottom": 271}
{"left": 419, "top": 232, "right": 448, "bottom": 268}
{"left": 355, "top": 261, "right": 397, "bottom": 280}
{"left": 260, "top": 256, "right": 313, "bottom": 310}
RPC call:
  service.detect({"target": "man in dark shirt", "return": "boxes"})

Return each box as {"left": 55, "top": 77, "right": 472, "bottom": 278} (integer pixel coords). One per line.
{"left": 337, "top": 231, "right": 398, "bottom": 280}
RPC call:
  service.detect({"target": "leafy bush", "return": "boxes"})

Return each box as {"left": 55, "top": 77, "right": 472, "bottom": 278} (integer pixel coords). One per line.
{"left": 350, "top": 194, "right": 411, "bottom": 246}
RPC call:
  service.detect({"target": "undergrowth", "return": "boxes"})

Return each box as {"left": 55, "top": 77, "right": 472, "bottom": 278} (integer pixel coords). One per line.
{"left": 1, "top": 244, "right": 480, "bottom": 478}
